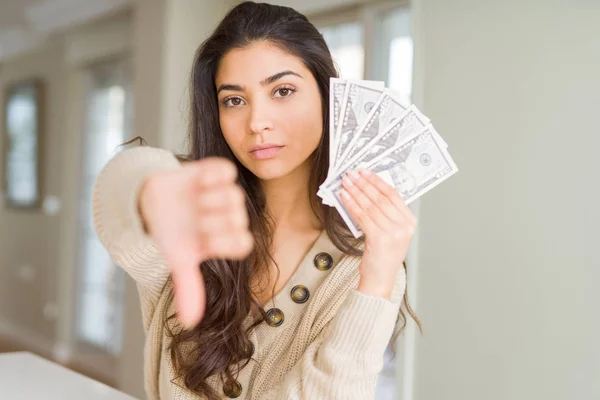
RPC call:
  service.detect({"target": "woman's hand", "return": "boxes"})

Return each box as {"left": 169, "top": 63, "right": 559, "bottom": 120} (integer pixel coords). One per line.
{"left": 139, "top": 158, "right": 253, "bottom": 327}
{"left": 340, "top": 169, "right": 417, "bottom": 299}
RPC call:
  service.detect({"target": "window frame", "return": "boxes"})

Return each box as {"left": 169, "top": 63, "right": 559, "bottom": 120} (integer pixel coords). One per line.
{"left": 69, "top": 56, "right": 133, "bottom": 380}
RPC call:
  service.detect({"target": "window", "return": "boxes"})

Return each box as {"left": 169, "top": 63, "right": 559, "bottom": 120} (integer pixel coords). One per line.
{"left": 375, "top": 7, "right": 413, "bottom": 102}
{"left": 320, "top": 21, "right": 365, "bottom": 80}
{"left": 75, "top": 60, "right": 133, "bottom": 355}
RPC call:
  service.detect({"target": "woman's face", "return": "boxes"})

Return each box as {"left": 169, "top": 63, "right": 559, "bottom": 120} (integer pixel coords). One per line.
{"left": 215, "top": 41, "right": 323, "bottom": 181}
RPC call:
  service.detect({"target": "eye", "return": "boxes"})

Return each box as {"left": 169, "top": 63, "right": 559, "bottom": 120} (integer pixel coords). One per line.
{"left": 222, "top": 96, "right": 245, "bottom": 108}
{"left": 274, "top": 86, "right": 296, "bottom": 98}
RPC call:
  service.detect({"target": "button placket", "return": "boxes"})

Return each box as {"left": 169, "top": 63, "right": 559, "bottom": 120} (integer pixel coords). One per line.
{"left": 256, "top": 232, "right": 342, "bottom": 340}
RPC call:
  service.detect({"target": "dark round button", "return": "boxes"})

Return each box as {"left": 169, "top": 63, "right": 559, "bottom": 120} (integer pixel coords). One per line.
{"left": 265, "top": 308, "right": 284, "bottom": 327}
{"left": 290, "top": 285, "right": 310, "bottom": 304}
{"left": 314, "top": 252, "right": 333, "bottom": 271}
{"left": 244, "top": 341, "right": 254, "bottom": 357}
{"left": 223, "top": 380, "right": 242, "bottom": 398}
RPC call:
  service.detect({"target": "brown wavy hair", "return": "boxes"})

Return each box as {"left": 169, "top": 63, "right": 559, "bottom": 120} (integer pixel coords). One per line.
{"left": 160, "top": 2, "right": 422, "bottom": 398}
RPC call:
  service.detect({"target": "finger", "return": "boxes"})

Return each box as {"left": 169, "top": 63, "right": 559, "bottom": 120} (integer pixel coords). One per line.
{"left": 197, "top": 185, "right": 246, "bottom": 211}
{"left": 196, "top": 209, "right": 249, "bottom": 234}
{"left": 351, "top": 170, "right": 405, "bottom": 224}
{"left": 343, "top": 172, "right": 390, "bottom": 230}
{"left": 203, "top": 231, "right": 254, "bottom": 260}
{"left": 339, "top": 189, "right": 377, "bottom": 235}
{"left": 186, "top": 157, "right": 238, "bottom": 188}
{"left": 359, "top": 170, "right": 417, "bottom": 226}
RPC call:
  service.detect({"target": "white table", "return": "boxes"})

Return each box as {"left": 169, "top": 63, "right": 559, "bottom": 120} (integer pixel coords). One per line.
{"left": 0, "top": 352, "right": 137, "bottom": 400}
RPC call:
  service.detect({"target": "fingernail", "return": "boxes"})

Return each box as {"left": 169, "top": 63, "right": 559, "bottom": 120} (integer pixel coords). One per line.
{"left": 348, "top": 171, "right": 360, "bottom": 180}
{"left": 343, "top": 175, "right": 353, "bottom": 186}
{"left": 360, "top": 169, "right": 373, "bottom": 176}
{"left": 340, "top": 190, "right": 349, "bottom": 199}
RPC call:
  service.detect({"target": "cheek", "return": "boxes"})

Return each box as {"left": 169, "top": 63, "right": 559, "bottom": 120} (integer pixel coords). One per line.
{"left": 219, "top": 113, "right": 245, "bottom": 152}
{"left": 284, "top": 98, "right": 323, "bottom": 150}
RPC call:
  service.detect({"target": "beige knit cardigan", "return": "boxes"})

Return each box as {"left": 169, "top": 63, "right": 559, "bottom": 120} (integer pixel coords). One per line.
{"left": 92, "top": 146, "right": 406, "bottom": 400}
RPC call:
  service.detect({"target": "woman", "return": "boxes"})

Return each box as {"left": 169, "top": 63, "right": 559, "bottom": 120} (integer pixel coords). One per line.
{"left": 93, "top": 2, "right": 421, "bottom": 399}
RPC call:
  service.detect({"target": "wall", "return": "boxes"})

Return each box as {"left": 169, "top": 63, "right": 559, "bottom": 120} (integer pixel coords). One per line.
{"left": 0, "top": 8, "right": 136, "bottom": 391}
{"left": 4, "top": 1, "right": 598, "bottom": 399}
{"left": 412, "top": 0, "right": 600, "bottom": 399}
{"left": 159, "top": 0, "right": 232, "bottom": 152}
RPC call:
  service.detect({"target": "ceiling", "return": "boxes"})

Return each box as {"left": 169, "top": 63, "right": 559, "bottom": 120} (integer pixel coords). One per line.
{"left": 0, "top": 0, "right": 365, "bottom": 61}
{"left": 0, "top": 0, "right": 131, "bottom": 61}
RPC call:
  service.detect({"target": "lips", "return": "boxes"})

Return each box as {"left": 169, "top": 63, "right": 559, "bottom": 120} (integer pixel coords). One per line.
{"left": 249, "top": 144, "right": 284, "bottom": 160}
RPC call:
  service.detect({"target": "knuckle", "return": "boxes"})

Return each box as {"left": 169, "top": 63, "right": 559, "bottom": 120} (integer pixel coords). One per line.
{"left": 196, "top": 216, "right": 210, "bottom": 232}
{"left": 382, "top": 181, "right": 394, "bottom": 193}
{"left": 363, "top": 200, "right": 374, "bottom": 214}
{"left": 206, "top": 157, "right": 238, "bottom": 180}
{"left": 353, "top": 213, "right": 365, "bottom": 226}
{"left": 234, "top": 186, "right": 247, "bottom": 205}
{"left": 202, "top": 235, "right": 217, "bottom": 254}
{"left": 208, "top": 217, "right": 222, "bottom": 233}
{"left": 245, "top": 232, "right": 254, "bottom": 248}
{"left": 224, "top": 163, "right": 238, "bottom": 180}
{"left": 236, "top": 210, "right": 249, "bottom": 228}
{"left": 213, "top": 235, "right": 228, "bottom": 251}
{"left": 239, "top": 233, "right": 254, "bottom": 255}
{"left": 345, "top": 181, "right": 358, "bottom": 193}
{"left": 196, "top": 190, "right": 212, "bottom": 209}
{"left": 224, "top": 211, "right": 238, "bottom": 228}
{"left": 194, "top": 171, "right": 210, "bottom": 187}
{"left": 207, "top": 156, "right": 231, "bottom": 168}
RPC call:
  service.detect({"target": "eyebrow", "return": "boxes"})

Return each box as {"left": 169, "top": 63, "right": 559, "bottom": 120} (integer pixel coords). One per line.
{"left": 216, "top": 70, "right": 303, "bottom": 95}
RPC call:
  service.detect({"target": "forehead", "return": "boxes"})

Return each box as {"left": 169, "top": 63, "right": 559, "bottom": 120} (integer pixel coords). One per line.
{"left": 216, "top": 41, "right": 308, "bottom": 84}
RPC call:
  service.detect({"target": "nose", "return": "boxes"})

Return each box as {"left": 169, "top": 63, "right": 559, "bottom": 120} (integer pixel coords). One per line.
{"left": 248, "top": 102, "right": 274, "bottom": 135}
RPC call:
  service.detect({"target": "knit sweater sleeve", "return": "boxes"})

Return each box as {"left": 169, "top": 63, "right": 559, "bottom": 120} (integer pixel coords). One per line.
{"left": 259, "top": 269, "right": 406, "bottom": 399}
{"left": 92, "top": 146, "right": 182, "bottom": 322}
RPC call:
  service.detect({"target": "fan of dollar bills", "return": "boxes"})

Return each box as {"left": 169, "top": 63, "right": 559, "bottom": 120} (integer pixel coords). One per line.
{"left": 318, "top": 78, "right": 459, "bottom": 238}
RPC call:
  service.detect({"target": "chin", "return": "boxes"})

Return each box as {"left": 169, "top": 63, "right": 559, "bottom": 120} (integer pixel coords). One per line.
{"left": 247, "top": 161, "right": 294, "bottom": 181}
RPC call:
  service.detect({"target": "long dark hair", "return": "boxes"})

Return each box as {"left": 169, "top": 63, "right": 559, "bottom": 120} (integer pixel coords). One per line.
{"left": 162, "top": 2, "right": 422, "bottom": 398}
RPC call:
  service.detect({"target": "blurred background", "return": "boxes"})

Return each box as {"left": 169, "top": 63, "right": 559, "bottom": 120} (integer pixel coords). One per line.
{"left": 0, "top": 0, "right": 598, "bottom": 399}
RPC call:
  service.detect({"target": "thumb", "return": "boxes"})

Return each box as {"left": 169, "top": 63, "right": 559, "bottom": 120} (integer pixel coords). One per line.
{"left": 163, "top": 234, "right": 207, "bottom": 328}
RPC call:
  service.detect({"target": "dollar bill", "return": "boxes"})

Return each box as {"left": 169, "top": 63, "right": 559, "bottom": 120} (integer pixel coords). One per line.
{"left": 337, "top": 106, "right": 431, "bottom": 174}
{"left": 334, "top": 90, "right": 410, "bottom": 173}
{"left": 331, "top": 81, "right": 385, "bottom": 170}
{"left": 325, "top": 126, "right": 458, "bottom": 237}
{"left": 326, "top": 78, "right": 348, "bottom": 179}
{"left": 327, "top": 79, "right": 383, "bottom": 180}
{"left": 320, "top": 106, "right": 430, "bottom": 205}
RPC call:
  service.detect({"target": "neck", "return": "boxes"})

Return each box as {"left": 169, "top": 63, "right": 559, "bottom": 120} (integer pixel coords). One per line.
{"left": 260, "top": 159, "right": 321, "bottom": 234}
